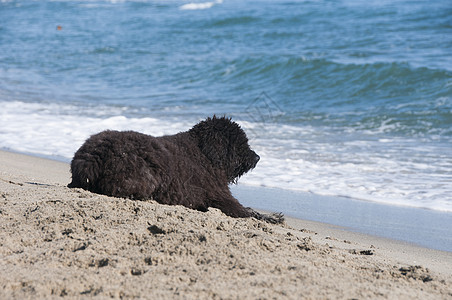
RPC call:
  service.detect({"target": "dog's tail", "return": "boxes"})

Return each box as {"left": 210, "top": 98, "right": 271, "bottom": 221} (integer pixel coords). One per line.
{"left": 67, "top": 155, "right": 100, "bottom": 191}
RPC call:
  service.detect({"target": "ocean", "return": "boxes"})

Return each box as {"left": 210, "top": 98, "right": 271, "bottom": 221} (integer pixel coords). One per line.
{"left": 1, "top": 0, "right": 451, "bottom": 213}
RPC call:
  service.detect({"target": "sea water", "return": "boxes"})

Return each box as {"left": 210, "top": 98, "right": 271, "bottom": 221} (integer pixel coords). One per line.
{"left": 1, "top": 0, "right": 451, "bottom": 212}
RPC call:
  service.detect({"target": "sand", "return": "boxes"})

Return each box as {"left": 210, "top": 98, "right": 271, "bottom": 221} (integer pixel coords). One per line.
{"left": 0, "top": 150, "right": 451, "bottom": 299}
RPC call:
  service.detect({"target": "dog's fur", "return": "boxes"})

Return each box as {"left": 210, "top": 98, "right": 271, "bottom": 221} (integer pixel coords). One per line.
{"left": 68, "top": 116, "right": 283, "bottom": 223}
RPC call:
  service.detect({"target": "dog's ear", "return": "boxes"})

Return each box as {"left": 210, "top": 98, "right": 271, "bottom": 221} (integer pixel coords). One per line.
{"left": 189, "top": 116, "right": 231, "bottom": 167}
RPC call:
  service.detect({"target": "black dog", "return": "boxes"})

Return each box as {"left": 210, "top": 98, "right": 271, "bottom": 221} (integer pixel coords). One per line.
{"left": 68, "top": 116, "right": 283, "bottom": 224}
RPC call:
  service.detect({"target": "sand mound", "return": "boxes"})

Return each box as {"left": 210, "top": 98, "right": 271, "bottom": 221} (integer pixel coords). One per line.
{"left": 1, "top": 176, "right": 451, "bottom": 299}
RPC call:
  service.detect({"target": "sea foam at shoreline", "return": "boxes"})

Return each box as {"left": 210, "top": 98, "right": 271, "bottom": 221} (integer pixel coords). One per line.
{"left": 1, "top": 100, "right": 451, "bottom": 212}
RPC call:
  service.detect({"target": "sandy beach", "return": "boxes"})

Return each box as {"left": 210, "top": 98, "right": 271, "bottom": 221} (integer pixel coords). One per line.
{"left": 0, "top": 150, "right": 451, "bottom": 299}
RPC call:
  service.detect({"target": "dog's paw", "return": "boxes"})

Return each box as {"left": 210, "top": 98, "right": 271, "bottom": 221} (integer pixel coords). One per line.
{"left": 245, "top": 207, "right": 284, "bottom": 224}
{"left": 262, "top": 212, "right": 284, "bottom": 224}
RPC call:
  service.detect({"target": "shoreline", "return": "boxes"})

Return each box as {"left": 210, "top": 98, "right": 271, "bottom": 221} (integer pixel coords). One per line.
{"left": 1, "top": 149, "right": 451, "bottom": 298}
{"left": 233, "top": 185, "right": 452, "bottom": 252}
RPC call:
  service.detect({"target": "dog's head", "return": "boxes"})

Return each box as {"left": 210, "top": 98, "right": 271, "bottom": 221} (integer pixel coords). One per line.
{"left": 189, "top": 116, "right": 260, "bottom": 183}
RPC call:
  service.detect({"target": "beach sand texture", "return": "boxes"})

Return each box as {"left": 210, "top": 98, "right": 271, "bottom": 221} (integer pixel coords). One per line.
{"left": 0, "top": 150, "right": 451, "bottom": 299}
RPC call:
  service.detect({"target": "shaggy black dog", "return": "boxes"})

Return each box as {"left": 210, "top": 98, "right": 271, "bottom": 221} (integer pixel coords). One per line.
{"left": 68, "top": 116, "right": 283, "bottom": 224}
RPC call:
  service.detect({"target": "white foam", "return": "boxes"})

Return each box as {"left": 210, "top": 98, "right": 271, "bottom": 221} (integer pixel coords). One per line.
{"left": 236, "top": 120, "right": 452, "bottom": 212}
{"left": 179, "top": 0, "right": 222, "bottom": 10}
{"left": 1, "top": 101, "right": 451, "bottom": 212}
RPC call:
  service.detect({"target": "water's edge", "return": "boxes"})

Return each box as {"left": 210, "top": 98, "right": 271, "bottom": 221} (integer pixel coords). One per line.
{"left": 233, "top": 185, "right": 452, "bottom": 252}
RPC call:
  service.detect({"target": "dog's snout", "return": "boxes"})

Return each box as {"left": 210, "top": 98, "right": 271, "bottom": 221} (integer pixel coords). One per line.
{"left": 254, "top": 153, "right": 260, "bottom": 164}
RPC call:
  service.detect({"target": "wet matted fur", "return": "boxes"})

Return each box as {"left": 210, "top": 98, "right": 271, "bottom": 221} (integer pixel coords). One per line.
{"left": 68, "top": 116, "right": 283, "bottom": 223}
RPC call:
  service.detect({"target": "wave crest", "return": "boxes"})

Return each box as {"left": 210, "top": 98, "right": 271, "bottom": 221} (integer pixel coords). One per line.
{"left": 179, "top": 0, "right": 222, "bottom": 10}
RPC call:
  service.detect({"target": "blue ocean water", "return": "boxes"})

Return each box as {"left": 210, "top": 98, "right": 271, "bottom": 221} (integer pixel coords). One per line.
{"left": 1, "top": 0, "right": 451, "bottom": 211}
